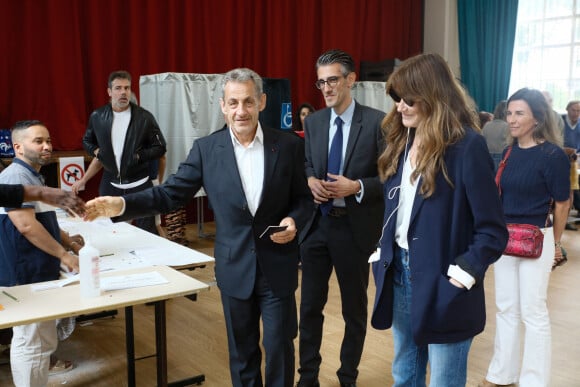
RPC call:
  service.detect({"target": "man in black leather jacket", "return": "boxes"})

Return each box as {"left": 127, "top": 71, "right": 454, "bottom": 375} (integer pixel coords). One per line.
{"left": 82, "top": 70, "right": 166, "bottom": 234}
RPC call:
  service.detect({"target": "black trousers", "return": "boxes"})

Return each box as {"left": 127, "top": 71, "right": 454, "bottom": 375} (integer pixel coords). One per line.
{"left": 298, "top": 213, "right": 370, "bottom": 384}
{"left": 221, "top": 268, "right": 297, "bottom": 387}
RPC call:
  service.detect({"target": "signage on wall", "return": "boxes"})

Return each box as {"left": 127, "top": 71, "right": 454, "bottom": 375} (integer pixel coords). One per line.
{"left": 59, "top": 157, "right": 85, "bottom": 191}
{"left": 280, "top": 103, "right": 292, "bottom": 130}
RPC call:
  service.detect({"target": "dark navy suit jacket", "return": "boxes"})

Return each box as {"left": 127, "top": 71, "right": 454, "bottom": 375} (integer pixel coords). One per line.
{"left": 119, "top": 126, "right": 313, "bottom": 299}
{"left": 302, "top": 102, "right": 385, "bottom": 253}
{"left": 371, "top": 128, "right": 508, "bottom": 345}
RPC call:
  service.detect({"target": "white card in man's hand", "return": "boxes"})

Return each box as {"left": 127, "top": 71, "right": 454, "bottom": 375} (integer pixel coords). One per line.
{"left": 259, "top": 225, "right": 288, "bottom": 239}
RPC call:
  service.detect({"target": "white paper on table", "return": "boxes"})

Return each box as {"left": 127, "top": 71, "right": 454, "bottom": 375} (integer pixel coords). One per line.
{"left": 100, "top": 271, "right": 168, "bottom": 291}
{"left": 31, "top": 275, "right": 80, "bottom": 292}
{"left": 98, "top": 250, "right": 152, "bottom": 272}
{"left": 131, "top": 246, "right": 195, "bottom": 266}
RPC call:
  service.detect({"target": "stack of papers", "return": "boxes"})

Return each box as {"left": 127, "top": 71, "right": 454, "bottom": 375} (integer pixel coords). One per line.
{"left": 31, "top": 272, "right": 168, "bottom": 292}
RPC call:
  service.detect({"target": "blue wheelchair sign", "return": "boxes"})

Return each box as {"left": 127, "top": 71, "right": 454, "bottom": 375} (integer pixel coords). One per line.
{"left": 281, "top": 103, "right": 292, "bottom": 129}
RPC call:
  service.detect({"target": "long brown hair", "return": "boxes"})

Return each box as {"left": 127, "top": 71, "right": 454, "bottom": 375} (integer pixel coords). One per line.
{"left": 507, "top": 88, "right": 562, "bottom": 147}
{"left": 377, "top": 53, "right": 479, "bottom": 198}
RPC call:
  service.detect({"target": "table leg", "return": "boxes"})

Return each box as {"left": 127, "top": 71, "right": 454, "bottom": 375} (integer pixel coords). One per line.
{"left": 125, "top": 306, "right": 136, "bottom": 387}
{"left": 127, "top": 299, "right": 205, "bottom": 387}
{"left": 155, "top": 301, "right": 168, "bottom": 387}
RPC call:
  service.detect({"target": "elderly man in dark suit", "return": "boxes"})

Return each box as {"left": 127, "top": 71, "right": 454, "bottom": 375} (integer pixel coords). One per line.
{"left": 297, "top": 49, "right": 385, "bottom": 387}
{"left": 85, "top": 68, "right": 313, "bottom": 387}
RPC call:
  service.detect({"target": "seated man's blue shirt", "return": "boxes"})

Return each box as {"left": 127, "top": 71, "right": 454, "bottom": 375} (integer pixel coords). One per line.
{"left": 0, "top": 159, "right": 61, "bottom": 286}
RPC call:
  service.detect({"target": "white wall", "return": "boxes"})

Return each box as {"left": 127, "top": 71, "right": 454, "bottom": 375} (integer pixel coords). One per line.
{"left": 423, "top": 0, "right": 460, "bottom": 78}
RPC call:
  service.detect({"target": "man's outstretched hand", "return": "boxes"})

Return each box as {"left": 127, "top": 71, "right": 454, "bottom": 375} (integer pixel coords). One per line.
{"left": 25, "top": 186, "right": 86, "bottom": 217}
{"left": 84, "top": 196, "right": 125, "bottom": 221}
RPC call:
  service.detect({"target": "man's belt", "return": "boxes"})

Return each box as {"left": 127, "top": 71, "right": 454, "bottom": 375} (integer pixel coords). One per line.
{"left": 328, "top": 206, "right": 348, "bottom": 217}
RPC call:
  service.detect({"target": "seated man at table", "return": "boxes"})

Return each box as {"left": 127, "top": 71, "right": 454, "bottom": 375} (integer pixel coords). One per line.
{"left": 0, "top": 120, "right": 80, "bottom": 387}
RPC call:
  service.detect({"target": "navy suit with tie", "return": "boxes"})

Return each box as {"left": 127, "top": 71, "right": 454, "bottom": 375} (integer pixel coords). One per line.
{"left": 298, "top": 101, "right": 385, "bottom": 384}
{"left": 117, "top": 126, "right": 313, "bottom": 387}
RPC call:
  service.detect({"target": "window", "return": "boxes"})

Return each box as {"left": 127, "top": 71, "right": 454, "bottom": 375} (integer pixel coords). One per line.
{"left": 509, "top": 0, "right": 580, "bottom": 111}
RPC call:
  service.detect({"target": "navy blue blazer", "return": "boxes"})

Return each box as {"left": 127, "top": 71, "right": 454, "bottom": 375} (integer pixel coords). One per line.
{"left": 119, "top": 126, "right": 313, "bottom": 299}
{"left": 302, "top": 102, "right": 385, "bottom": 253}
{"left": 371, "top": 128, "right": 508, "bottom": 345}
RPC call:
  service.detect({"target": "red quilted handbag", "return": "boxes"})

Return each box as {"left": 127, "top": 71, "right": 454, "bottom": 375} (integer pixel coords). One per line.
{"left": 505, "top": 223, "right": 544, "bottom": 259}
{"left": 496, "top": 147, "right": 550, "bottom": 259}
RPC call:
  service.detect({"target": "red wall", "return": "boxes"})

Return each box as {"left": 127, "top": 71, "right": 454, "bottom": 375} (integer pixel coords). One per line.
{"left": 0, "top": 0, "right": 422, "bottom": 221}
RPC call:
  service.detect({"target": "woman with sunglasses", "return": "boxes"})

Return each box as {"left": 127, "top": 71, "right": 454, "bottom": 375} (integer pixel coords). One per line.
{"left": 370, "top": 53, "right": 508, "bottom": 386}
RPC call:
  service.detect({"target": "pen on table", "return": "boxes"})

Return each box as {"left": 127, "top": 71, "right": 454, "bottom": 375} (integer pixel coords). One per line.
{"left": 2, "top": 290, "right": 20, "bottom": 302}
{"left": 99, "top": 253, "right": 114, "bottom": 257}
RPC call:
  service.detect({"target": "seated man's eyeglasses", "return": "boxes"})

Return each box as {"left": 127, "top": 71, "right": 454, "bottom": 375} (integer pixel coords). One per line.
{"left": 315, "top": 76, "right": 344, "bottom": 90}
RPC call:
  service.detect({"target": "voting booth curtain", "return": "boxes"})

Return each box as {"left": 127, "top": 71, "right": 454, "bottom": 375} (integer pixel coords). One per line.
{"left": 351, "top": 82, "right": 393, "bottom": 114}
{"left": 140, "top": 73, "right": 226, "bottom": 178}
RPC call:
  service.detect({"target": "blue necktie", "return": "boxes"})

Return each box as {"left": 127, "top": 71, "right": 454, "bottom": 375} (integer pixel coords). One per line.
{"left": 320, "top": 117, "right": 343, "bottom": 216}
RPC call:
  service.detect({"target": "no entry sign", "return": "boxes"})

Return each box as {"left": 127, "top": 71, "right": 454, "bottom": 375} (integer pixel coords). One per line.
{"left": 59, "top": 157, "right": 85, "bottom": 191}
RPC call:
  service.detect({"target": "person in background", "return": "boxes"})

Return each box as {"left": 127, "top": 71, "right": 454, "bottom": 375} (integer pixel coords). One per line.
{"left": 479, "top": 111, "right": 494, "bottom": 128}
{"left": 561, "top": 100, "right": 580, "bottom": 230}
{"left": 84, "top": 68, "right": 313, "bottom": 387}
{"left": 293, "top": 102, "right": 316, "bottom": 138}
{"left": 541, "top": 91, "right": 565, "bottom": 137}
{"left": 70, "top": 157, "right": 101, "bottom": 196}
{"left": 82, "top": 70, "right": 166, "bottom": 234}
{"left": 73, "top": 92, "right": 169, "bottom": 237}
{"left": 562, "top": 100, "right": 580, "bottom": 153}
{"left": 0, "top": 120, "right": 81, "bottom": 387}
{"left": 371, "top": 53, "right": 507, "bottom": 386}
{"left": 481, "top": 88, "right": 570, "bottom": 387}
{"left": 482, "top": 101, "right": 509, "bottom": 170}
{"left": 297, "top": 49, "right": 385, "bottom": 387}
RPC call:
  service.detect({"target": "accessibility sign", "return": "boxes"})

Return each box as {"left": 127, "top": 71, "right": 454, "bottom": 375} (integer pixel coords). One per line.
{"left": 280, "top": 102, "right": 292, "bottom": 130}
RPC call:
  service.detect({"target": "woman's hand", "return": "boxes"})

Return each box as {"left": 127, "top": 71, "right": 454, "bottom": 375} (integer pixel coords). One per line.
{"left": 449, "top": 277, "right": 466, "bottom": 289}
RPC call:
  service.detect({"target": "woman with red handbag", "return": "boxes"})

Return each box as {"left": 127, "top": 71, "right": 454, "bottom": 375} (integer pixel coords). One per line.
{"left": 481, "top": 88, "right": 570, "bottom": 387}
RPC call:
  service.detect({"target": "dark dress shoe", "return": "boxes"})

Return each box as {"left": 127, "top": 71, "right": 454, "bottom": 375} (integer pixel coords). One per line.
{"left": 565, "top": 223, "right": 578, "bottom": 230}
{"left": 296, "top": 381, "right": 320, "bottom": 387}
{"left": 340, "top": 383, "right": 356, "bottom": 387}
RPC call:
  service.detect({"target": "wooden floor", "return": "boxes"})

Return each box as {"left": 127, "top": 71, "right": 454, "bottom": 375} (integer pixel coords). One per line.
{"left": 1, "top": 223, "right": 579, "bottom": 386}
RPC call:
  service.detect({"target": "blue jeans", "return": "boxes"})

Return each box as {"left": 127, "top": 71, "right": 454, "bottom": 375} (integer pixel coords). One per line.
{"left": 392, "top": 247, "right": 473, "bottom": 387}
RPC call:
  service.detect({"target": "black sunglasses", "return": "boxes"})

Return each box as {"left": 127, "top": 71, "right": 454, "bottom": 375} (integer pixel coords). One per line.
{"left": 388, "top": 89, "right": 415, "bottom": 107}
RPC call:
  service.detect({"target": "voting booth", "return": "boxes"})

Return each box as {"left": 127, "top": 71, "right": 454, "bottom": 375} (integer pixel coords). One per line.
{"left": 140, "top": 73, "right": 226, "bottom": 178}
{"left": 351, "top": 81, "right": 393, "bottom": 113}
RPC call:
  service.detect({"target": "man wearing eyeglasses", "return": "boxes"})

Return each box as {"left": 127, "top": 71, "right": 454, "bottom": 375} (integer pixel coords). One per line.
{"left": 297, "top": 49, "right": 385, "bottom": 387}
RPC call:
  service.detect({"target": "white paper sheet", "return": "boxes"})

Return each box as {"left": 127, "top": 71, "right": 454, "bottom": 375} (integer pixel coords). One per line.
{"left": 100, "top": 271, "right": 169, "bottom": 291}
